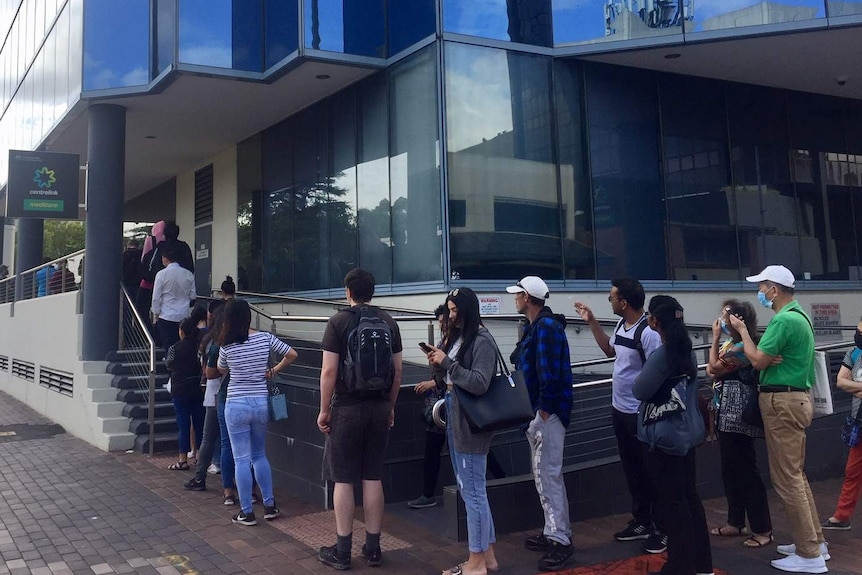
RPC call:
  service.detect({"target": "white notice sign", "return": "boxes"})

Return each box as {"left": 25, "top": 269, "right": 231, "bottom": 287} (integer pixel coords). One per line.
{"left": 479, "top": 296, "right": 501, "bottom": 315}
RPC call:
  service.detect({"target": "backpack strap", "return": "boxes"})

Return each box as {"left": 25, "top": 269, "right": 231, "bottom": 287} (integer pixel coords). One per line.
{"left": 633, "top": 317, "right": 649, "bottom": 365}
{"left": 851, "top": 348, "right": 862, "bottom": 365}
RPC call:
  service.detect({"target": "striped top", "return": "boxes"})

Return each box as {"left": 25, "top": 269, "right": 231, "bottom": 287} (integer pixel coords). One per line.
{"left": 217, "top": 332, "right": 291, "bottom": 399}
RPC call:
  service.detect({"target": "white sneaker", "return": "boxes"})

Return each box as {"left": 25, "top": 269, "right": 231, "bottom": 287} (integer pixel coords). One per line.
{"left": 777, "top": 542, "right": 830, "bottom": 561}
{"left": 770, "top": 553, "right": 827, "bottom": 573}
{"left": 207, "top": 464, "right": 221, "bottom": 475}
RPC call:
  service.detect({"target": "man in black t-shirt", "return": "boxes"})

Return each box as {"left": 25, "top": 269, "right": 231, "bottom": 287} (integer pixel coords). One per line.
{"left": 317, "top": 268, "right": 403, "bottom": 570}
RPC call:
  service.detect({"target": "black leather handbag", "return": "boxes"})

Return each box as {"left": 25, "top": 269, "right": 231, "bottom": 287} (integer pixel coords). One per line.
{"left": 453, "top": 342, "right": 534, "bottom": 433}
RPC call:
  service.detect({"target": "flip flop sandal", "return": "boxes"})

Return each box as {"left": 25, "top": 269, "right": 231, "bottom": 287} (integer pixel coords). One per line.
{"left": 710, "top": 525, "right": 748, "bottom": 536}
{"left": 743, "top": 533, "right": 774, "bottom": 548}
{"left": 168, "top": 461, "right": 189, "bottom": 471}
{"left": 442, "top": 563, "right": 465, "bottom": 575}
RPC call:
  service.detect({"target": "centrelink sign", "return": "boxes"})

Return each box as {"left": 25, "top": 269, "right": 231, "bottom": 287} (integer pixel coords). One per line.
{"left": 6, "top": 150, "right": 80, "bottom": 219}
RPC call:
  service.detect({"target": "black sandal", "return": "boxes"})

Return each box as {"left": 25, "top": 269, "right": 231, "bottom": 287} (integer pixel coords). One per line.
{"left": 168, "top": 461, "right": 189, "bottom": 471}
{"left": 743, "top": 533, "right": 773, "bottom": 548}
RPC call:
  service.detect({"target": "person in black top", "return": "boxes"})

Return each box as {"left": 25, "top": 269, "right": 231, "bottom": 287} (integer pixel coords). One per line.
{"left": 122, "top": 239, "right": 143, "bottom": 299}
{"left": 161, "top": 221, "right": 195, "bottom": 274}
{"left": 165, "top": 318, "right": 205, "bottom": 471}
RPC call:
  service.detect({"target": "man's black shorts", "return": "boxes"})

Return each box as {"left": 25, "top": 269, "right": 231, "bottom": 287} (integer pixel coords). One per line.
{"left": 324, "top": 400, "right": 391, "bottom": 483}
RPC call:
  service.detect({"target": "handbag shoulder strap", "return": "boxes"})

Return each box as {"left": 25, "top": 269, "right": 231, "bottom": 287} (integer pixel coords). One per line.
{"left": 483, "top": 329, "right": 512, "bottom": 377}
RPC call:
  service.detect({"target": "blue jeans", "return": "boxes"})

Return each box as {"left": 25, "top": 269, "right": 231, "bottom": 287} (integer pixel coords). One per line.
{"left": 218, "top": 401, "right": 235, "bottom": 490}
{"left": 173, "top": 396, "right": 205, "bottom": 454}
{"left": 446, "top": 394, "right": 496, "bottom": 553}
{"left": 226, "top": 396, "right": 274, "bottom": 513}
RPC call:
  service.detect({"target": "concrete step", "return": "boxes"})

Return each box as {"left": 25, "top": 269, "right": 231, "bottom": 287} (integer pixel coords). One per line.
{"left": 106, "top": 361, "right": 169, "bottom": 376}
{"left": 134, "top": 432, "right": 178, "bottom": 454}
{"left": 116, "top": 387, "right": 172, "bottom": 404}
{"left": 129, "top": 416, "right": 178, "bottom": 435}
{"left": 105, "top": 349, "right": 165, "bottom": 363}
{"left": 122, "top": 402, "right": 175, "bottom": 419}
{"left": 111, "top": 373, "right": 170, "bottom": 390}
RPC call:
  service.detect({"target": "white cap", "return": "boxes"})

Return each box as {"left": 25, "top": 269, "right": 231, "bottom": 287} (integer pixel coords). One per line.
{"left": 746, "top": 265, "right": 795, "bottom": 288}
{"left": 506, "top": 276, "right": 549, "bottom": 300}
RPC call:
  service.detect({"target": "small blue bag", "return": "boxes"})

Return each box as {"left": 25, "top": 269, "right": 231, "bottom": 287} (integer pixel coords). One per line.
{"left": 268, "top": 384, "right": 288, "bottom": 421}
{"left": 637, "top": 373, "right": 705, "bottom": 456}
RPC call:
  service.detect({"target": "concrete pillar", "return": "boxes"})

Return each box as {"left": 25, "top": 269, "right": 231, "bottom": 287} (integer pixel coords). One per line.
{"left": 0, "top": 217, "right": 5, "bottom": 266}
{"left": 82, "top": 104, "right": 126, "bottom": 361}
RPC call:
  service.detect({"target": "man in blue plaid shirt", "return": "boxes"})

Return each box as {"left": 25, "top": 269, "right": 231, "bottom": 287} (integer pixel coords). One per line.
{"left": 507, "top": 276, "right": 574, "bottom": 572}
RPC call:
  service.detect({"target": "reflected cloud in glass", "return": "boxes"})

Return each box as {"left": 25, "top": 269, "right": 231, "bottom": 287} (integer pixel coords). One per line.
{"left": 83, "top": 0, "right": 149, "bottom": 90}
{"left": 445, "top": 0, "right": 552, "bottom": 46}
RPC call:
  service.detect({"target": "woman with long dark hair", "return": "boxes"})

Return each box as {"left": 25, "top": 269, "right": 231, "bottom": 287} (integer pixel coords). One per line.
{"left": 706, "top": 299, "right": 772, "bottom": 547}
{"left": 633, "top": 295, "right": 712, "bottom": 575}
{"left": 217, "top": 299, "right": 297, "bottom": 526}
{"left": 426, "top": 288, "right": 500, "bottom": 575}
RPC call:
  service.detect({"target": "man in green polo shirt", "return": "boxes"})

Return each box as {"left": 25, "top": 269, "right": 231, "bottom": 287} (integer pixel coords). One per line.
{"left": 728, "top": 265, "right": 828, "bottom": 574}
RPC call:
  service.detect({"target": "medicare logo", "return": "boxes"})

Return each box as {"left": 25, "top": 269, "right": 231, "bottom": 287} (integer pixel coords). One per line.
{"left": 33, "top": 167, "right": 56, "bottom": 189}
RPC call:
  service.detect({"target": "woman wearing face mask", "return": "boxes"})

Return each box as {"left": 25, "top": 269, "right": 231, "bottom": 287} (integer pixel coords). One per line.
{"left": 706, "top": 300, "right": 773, "bottom": 547}
{"left": 819, "top": 317, "right": 862, "bottom": 531}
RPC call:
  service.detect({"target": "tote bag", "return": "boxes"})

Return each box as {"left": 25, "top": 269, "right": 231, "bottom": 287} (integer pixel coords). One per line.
{"left": 453, "top": 342, "right": 534, "bottom": 433}
{"left": 637, "top": 373, "right": 705, "bottom": 456}
{"left": 811, "top": 350, "right": 833, "bottom": 417}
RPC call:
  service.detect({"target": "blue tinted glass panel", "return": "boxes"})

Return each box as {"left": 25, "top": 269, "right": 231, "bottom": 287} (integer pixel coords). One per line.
{"left": 554, "top": 0, "right": 684, "bottom": 46}
{"left": 179, "top": 0, "right": 263, "bottom": 71}
{"left": 828, "top": 1, "right": 862, "bottom": 17}
{"left": 305, "top": 0, "right": 385, "bottom": 57}
{"left": 390, "top": 45, "right": 441, "bottom": 283}
{"left": 445, "top": 43, "right": 561, "bottom": 280}
{"left": 585, "top": 64, "right": 667, "bottom": 280}
{"left": 389, "top": 0, "right": 434, "bottom": 55}
{"left": 554, "top": 60, "right": 594, "bottom": 279}
{"left": 686, "top": 0, "right": 824, "bottom": 33}
{"left": 659, "top": 75, "right": 738, "bottom": 281}
{"left": 83, "top": 0, "right": 149, "bottom": 90}
{"left": 265, "top": 0, "right": 298, "bottom": 68}
{"left": 444, "top": 0, "right": 552, "bottom": 46}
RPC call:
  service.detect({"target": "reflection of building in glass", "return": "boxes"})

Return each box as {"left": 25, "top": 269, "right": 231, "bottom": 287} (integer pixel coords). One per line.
{"left": 700, "top": 1, "right": 818, "bottom": 30}
{"left": 605, "top": 0, "right": 693, "bottom": 37}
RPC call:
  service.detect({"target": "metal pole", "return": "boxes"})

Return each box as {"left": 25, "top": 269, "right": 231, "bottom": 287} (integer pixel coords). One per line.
{"left": 427, "top": 321, "right": 434, "bottom": 345}
{"left": 148, "top": 369, "right": 156, "bottom": 457}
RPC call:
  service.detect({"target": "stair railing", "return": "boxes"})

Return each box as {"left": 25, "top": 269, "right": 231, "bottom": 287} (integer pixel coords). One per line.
{"left": 120, "top": 284, "right": 157, "bottom": 456}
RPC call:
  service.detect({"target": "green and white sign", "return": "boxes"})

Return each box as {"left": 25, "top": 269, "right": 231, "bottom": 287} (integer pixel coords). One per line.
{"left": 6, "top": 150, "right": 80, "bottom": 219}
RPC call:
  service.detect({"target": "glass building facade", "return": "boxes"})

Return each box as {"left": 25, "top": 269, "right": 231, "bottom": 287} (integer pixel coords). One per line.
{"left": 2, "top": 1, "right": 862, "bottom": 292}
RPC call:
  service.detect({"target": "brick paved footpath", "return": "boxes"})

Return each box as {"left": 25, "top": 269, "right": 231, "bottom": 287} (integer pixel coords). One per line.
{"left": 0, "top": 391, "right": 859, "bottom": 575}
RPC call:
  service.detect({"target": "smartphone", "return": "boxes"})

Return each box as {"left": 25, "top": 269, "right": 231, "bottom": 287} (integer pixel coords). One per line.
{"left": 418, "top": 342, "right": 433, "bottom": 353}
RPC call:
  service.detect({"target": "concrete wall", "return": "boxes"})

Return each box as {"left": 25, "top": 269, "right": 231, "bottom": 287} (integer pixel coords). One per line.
{"left": 212, "top": 147, "right": 238, "bottom": 287}
{"left": 0, "top": 292, "right": 132, "bottom": 451}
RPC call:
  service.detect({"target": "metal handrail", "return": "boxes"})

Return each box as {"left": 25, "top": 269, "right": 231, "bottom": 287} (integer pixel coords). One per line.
{"left": 120, "top": 284, "right": 157, "bottom": 456}
{"left": 571, "top": 338, "right": 855, "bottom": 390}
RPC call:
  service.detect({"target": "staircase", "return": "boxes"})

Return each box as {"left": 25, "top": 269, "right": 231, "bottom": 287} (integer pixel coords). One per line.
{"left": 106, "top": 350, "right": 177, "bottom": 453}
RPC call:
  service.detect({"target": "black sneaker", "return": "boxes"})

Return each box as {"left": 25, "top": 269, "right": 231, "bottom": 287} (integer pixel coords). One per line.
{"left": 231, "top": 511, "right": 257, "bottom": 526}
{"left": 263, "top": 506, "right": 280, "bottom": 521}
{"left": 538, "top": 541, "right": 575, "bottom": 572}
{"left": 525, "top": 533, "right": 553, "bottom": 552}
{"left": 642, "top": 532, "right": 667, "bottom": 554}
{"left": 318, "top": 545, "right": 351, "bottom": 570}
{"left": 361, "top": 544, "right": 382, "bottom": 567}
{"left": 183, "top": 478, "right": 206, "bottom": 491}
{"left": 614, "top": 520, "right": 652, "bottom": 541}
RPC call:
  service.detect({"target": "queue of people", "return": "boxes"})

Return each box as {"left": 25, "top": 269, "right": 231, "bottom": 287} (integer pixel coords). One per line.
{"left": 144, "top": 261, "right": 851, "bottom": 575}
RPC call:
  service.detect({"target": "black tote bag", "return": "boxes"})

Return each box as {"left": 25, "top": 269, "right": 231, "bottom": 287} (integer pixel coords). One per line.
{"left": 453, "top": 341, "right": 534, "bottom": 433}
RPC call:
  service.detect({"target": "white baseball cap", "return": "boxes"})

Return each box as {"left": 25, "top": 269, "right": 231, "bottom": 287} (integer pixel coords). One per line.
{"left": 746, "top": 265, "right": 795, "bottom": 288}
{"left": 506, "top": 276, "right": 549, "bottom": 300}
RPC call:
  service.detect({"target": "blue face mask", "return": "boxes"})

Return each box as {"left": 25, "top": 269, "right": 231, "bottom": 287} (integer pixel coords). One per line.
{"left": 720, "top": 319, "right": 731, "bottom": 335}
{"left": 757, "top": 289, "right": 773, "bottom": 309}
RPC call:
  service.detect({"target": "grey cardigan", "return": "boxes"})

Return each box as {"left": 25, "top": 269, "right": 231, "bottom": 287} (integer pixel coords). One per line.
{"left": 440, "top": 328, "right": 498, "bottom": 454}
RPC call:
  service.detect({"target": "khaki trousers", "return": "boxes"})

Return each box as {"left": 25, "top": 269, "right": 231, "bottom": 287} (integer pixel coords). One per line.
{"left": 760, "top": 391, "right": 824, "bottom": 558}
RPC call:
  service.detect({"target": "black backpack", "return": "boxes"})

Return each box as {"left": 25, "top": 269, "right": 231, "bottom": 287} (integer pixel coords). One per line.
{"left": 342, "top": 306, "right": 394, "bottom": 395}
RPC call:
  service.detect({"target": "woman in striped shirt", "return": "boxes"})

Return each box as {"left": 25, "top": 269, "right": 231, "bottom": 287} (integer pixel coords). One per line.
{"left": 218, "top": 299, "right": 298, "bottom": 526}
